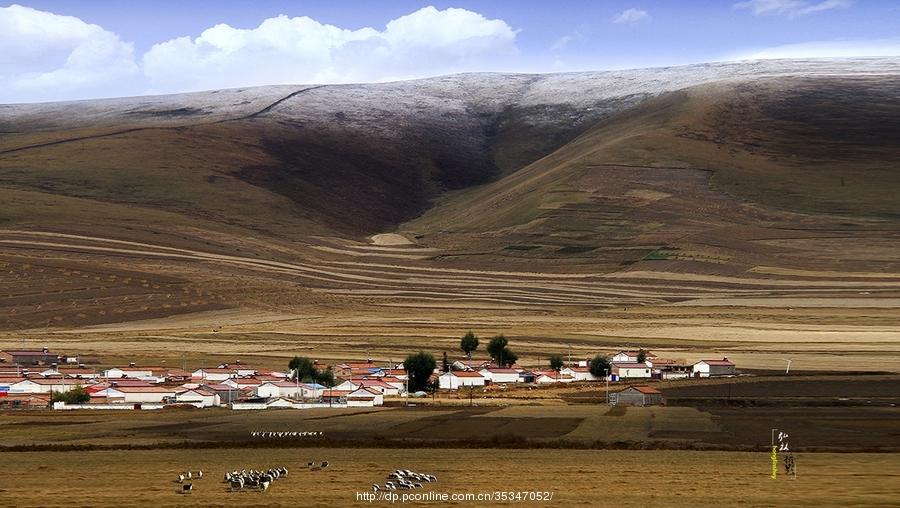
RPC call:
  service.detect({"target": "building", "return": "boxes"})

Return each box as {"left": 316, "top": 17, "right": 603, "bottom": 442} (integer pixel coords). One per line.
{"left": 693, "top": 358, "right": 736, "bottom": 378}
{"left": 335, "top": 361, "right": 381, "bottom": 378}
{"left": 560, "top": 366, "right": 599, "bottom": 382}
{"left": 611, "top": 350, "right": 657, "bottom": 363}
{"left": 356, "top": 379, "right": 400, "bottom": 396}
{"left": 175, "top": 388, "right": 220, "bottom": 407}
{"left": 102, "top": 366, "right": 166, "bottom": 382}
{"left": 321, "top": 389, "right": 350, "bottom": 403}
{"left": 201, "top": 383, "right": 244, "bottom": 404}
{"left": 611, "top": 362, "right": 652, "bottom": 380}
{"left": 9, "top": 378, "right": 81, "bottom": 394}
{"left": 614, "top": 385, "right": 664, "bottom": 406}
{"left": 346, "top": 387, "right": 384, "bottom": 407}
{"left": 192, "top": 367, "right": 238, "bottom": 382}
{"left": 0, "top": 349, "right": 59, "bottom": 366}
{"left": 479, "top": 368, "right": 519, "bottom": 384}
{"left": 256, "top": 381, "right": 306, "bottom": 399}
{"left": 114, "top": 386, "right": 177, "bottom": 404}
{"left": 534, "top": 371, "right": 574, "bottom": 384}
{"left": 40, "top": 367, "right": 98, "bottom": 380}
{"left": 438, "top": 371, "right": 485, "bottom": 390}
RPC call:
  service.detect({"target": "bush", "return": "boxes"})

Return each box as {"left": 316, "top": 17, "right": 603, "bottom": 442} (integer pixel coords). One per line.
{"left": 51, "top": 385, "right": 90, "bottom": 404}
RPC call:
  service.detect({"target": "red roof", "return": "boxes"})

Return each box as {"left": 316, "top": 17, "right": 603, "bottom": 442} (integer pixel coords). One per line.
{"left": 449, "top": 371, "right": 484, "bottom": 378}
{"left": 114, "top": 386, "right": 176, "bottom": 393}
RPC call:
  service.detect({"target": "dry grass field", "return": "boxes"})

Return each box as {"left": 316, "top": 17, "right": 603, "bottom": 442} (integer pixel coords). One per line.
{"left": 1, "top": 448, "right": 898, "bottom": 507}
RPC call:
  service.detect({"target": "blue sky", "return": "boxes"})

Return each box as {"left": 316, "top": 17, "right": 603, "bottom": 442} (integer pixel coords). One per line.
{"left": 2, "top": 0, "right": 898, "bottom": 102}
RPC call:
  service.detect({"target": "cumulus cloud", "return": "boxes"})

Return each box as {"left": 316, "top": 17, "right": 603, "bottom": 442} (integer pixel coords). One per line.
{"left": 734, "top": 0, "right": 852, "bottom": 17}
{"left": 730, "top": 38, "right": 900, "bottom": 59}
{"left": 142, "top": 6, "right": 519, "bottom": 93}
{"left": 0, "top": 4, "right": 138, "bottom": 103}
{"left": 613, "top": 8, "right": 650, "bottom": 24}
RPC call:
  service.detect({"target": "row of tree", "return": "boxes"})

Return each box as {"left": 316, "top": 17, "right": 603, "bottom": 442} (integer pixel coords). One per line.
{"left": 460, "top": 331, "right": 517, "bottom": 367}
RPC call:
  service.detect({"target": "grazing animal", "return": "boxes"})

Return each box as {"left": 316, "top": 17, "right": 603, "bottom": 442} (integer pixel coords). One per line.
{"left": 176, "top": 474, "right": 184, "bottom": 483}
{"left": 195, "top": 471, "right": 203, "bottom": 480}
{"left": 373, "top": 484, "right": 380, "bottom": 492}
{"left": 181, "top": 483, "right": 193, "bottom": 494}
{"left": 320, "top": 461, "right": 329, "bottom": 469}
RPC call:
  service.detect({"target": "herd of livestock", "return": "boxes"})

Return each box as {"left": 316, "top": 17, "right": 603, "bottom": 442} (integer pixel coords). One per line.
{"left": 373, "top": 469, "right": 438, "bottom": 492}
{"left": 174, "top": 462, "right": 437, "bottom": 495}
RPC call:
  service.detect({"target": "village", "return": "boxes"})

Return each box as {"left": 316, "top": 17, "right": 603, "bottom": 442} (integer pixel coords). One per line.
{"left": 0, "top": 332, "right": 738, "bottom": 411}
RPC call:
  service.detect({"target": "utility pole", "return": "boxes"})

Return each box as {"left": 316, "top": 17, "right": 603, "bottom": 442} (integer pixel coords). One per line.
{"left": 605, "top": 369, "right": 609, "bottom": 405}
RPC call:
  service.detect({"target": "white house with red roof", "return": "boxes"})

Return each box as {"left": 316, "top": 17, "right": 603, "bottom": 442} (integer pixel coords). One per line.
{"left": 192, "top": 367, "right": 238, "bottom": 382}
{"left": 478, "top": 368, "right": 520, "bottom": 384}
{"left": 438, "top": 370, "right": 485, "bottom": 390}
{"left": 560, "top": 366, "right": 599, "bottom": 382}
{"left": 346, "top": 387, "right": 384, "bottom": 407}
{"left": 175, "top": 388, "right": 219, "bottom": 407}
{"left": 356, "top": 378, "right": 400, "bottom": 396}
{"left": 102, "top": 366, "right": 166, "bottom": 383}
{"left": 692, "top": 358, "right": 736, "bottom": 377}
{"left": 533, "top": 371, "right": 574, "bottom": 384}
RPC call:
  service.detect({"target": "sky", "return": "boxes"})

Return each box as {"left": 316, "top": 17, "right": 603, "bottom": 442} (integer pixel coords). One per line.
{"left": 1, "top": 0, "right": 898, "bottom": 103}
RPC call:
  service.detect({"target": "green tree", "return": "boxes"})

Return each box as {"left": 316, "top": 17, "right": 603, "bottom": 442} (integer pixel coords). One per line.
{"left": 460, "top": 331, "right": 479, "bottom": 359}
{"left": 636, "top": 349, "right": 647, "bottom": 363}
{"left": 499, "top": 348, "right": 518, "bottom": 367}
{"left": 316, "top": 366, "right": 335, "bottom": 387}
{"left": 404, "top": 351, "right": 437, "bottom": 392}
{"left": 487, "top": 335, "right": 507, "bottom": 362}
{"left": 52, "top": 385, "right": 89, "bottom": 404}
{"left": 288, "top": 356, "right": 317, "bottom": 382}
{"left": 549, "top": 354, "right": 564, "bottom": 371}
{"left": 589, "top": 355, "right": 611, "bottom": 378}
{"left": 442, "top": 352, "right": 450, "bottom": 373}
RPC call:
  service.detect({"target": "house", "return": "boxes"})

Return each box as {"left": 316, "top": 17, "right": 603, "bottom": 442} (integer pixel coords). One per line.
{"left": 303, "top": 383, "right": 326, "bottom": 398}
{"left": 334, "top": 379, "right": 360, "bottom": 392}
{"left": 175, "top": 388, "right": 219, "bottom": 407}
{"left": 438, "top": 371, "right": 485, "bottom": 390}
{"left": 451, "top": 359, "right": 491, "bottom": 372}
{"left": 518, "top": 371, "right": 536, "bottom": 384}
{"left": 346, "top": 387, "right": 384, "bottom": 407}
{"left": 356, "top": 379, "right": 400, "bottom": 396}
{"left": 256, "top": 381, "right": 307, "bottom": 399}
{"left": 378, "top": 369, "right": 408, "bottom": 381}
{"left": 201, "top": 383, "right": 244, "bottom": 404}
{"left": 614, "top": 385, "right": 664, "bottom": 406}
{"left": 10, "top": 378, "right": 81, "bottom": 394}
{"left": 1, "top": 349, "right": 59, "bottom": 366}
{"left": 560, "top": 366, "right": 599, "bottom": 382}
{"left": 693, "top": 358, "right": 736, "bottom": 378}
{"left": 114, "top": 386, "right": 177, "bottom": 404}
{"left": 222, "top": 377, "right": 262, "bottom": 390}
{"left": 335, "top": 361, "right": 381, "bottom": 378}
{"left": 220, "top": 363, "right": 257, "bottom": 377}
{"left": 192, "top": 367, "right": 238, "bottom": 382}
{"left": 0, "top": 392, "right": 50, "bottom": 408}
{"left": 102, "top": 366, "right": 166, "bottom": 382}
{"left": 479, "top": 368, "right": 519, "bottom": 384}
{"left": 534, "top": 371, "right": 574, "bottom": 384}
{"left": 89, "top": 387, "right": 126, "bottom": 404}
{"left": 611, "top": 362, "right": 652, "bottom": 380}
{"left": 40, "top": 367, "right": 98, "bottom": 380}
{"left": 611, "top": 350, "right": 657, "bottom": 364}
{"left": 321, "top": 389, "right": 350, "bottom": 403}
{"left": 380, "top": 376, "right": 406, "bottom": 392}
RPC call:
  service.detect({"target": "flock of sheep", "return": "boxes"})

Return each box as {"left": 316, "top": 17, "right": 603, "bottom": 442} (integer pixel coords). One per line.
{"left": 224, "top": 467, "right": 290, "bottom": 492}
{"left": 373, "top": 469, "right": 437, "bottom": 492}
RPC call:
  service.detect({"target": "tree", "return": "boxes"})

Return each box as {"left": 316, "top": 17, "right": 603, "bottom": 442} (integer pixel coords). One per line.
{"left": 288, "top": 356, "right": 333, "bottom": 385}
{"left": 442, "top": 352, "right": 450, "bottom": 373}
{"left": 460, "top": 331, "right": 479, "bottom": 359}
{"left": 500, "top": 348, "right": 518, "bottom": 367}
{"left": 288, "top": 356, "right": 317, "bottom": 382}
{"left": 636, "top": 349, "right": 647, "bottom": 363}
{"left": 589, "top": 355, "right": 611, "bottom": 378}
{"left": 487, "top": 335, "right": 507, "bottom": 362}
{"left": 404, "top": 351, "right": 437, "bottom": 392}
{"left": 51, "top": 385, "right": 89, "bottom": 404}
{"left": 549, "top": 354, "right": 564, "bottom": 372}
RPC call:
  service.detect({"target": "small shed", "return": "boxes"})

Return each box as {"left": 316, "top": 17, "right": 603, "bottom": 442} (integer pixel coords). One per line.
{"left": 614, "top": 385, "right": 664, "bottom": 406}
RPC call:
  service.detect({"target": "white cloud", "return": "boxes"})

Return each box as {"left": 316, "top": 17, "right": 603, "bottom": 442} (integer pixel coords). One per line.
{"left": 142, "top": 6, "right": 519, "bottom": 93}
{"left": 0, "top": 4, "right": 138, "bottom": 103}
{"left": 730, "top": 38, "right": 900, "bottom": 59}
{"left": 734, "top": 0, "right": 852, "bottom": 17}
{"left": 613, "top": 8, "right": 650, "bottom": 24}
{"left": 550, "top": 30, "right": 584, "bottom": 51}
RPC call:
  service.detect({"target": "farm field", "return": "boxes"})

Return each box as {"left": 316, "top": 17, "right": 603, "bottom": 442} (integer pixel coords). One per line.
{"left": 0, "top": 448, "right": 898, "bottom": 507}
